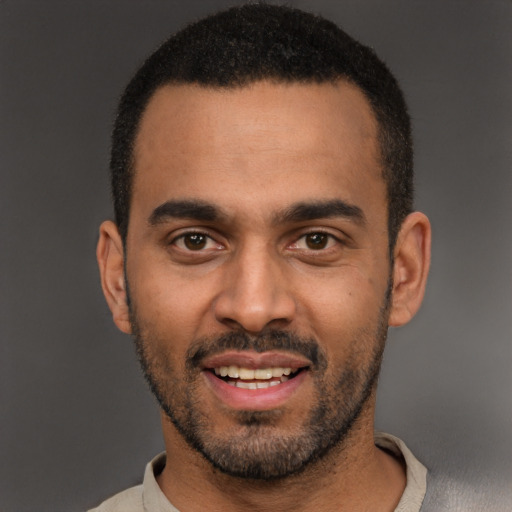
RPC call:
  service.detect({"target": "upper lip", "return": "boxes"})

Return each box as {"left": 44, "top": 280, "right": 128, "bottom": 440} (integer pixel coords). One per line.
{"left": 201, "top": 350, "right": 311, "bottom": 370}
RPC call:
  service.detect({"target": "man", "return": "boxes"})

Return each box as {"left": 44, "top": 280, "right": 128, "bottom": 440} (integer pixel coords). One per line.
{"left": 93, "top": 3, "right": 431, "bottom": 511}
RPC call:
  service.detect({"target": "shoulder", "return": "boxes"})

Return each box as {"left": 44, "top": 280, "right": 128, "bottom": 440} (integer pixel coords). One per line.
{"left": 87, "top": 452, "right": 168, "bottom": 512}
{"left": 87, "top": 484, "right": 144, "bottom": 512}
{"left": 375, "top": 432, "right": 427, "bottom": 512}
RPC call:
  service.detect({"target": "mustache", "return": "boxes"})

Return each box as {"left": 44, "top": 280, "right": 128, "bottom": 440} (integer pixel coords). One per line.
{"left": 186, "top": 330, "right": 327, "bottom": 371}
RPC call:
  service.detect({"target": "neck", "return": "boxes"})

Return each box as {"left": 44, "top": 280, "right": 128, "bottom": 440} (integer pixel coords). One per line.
{"left": 156, "top": 397, "right": 406, "bottom": 512}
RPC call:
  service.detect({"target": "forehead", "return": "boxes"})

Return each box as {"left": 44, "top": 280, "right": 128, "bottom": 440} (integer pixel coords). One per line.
{"left": 131, "top": 80, "right": 383, "bottom": 224}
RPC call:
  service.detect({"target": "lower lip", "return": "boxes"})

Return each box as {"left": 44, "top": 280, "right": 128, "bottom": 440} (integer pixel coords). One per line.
{"left": 203, "top": 370, "right": 308, "bottom": 411}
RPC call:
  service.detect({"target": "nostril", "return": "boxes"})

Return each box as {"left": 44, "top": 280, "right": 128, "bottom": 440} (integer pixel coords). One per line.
{"left": 212, "top": 263, "right": 297, "bottom": 334}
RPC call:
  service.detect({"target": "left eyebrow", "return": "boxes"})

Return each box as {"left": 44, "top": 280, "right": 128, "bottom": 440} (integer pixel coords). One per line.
{"left": 274, "top": 199, "right": 366, "bottom": 225}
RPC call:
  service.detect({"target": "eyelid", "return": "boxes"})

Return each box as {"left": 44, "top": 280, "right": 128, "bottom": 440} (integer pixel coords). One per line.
{"left": 165, "top": 226, "right": 349, "bottom": 253}
{"left": 287, "top": 228, "right": 345, "bottom": 249}
{"left": 168, "top": 228, "right": 225, "bottom": 251}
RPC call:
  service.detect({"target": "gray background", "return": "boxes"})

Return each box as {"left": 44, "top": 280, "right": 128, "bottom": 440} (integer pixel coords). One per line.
{"left": 1, "top": 1, "right": 510, "bottom": 511}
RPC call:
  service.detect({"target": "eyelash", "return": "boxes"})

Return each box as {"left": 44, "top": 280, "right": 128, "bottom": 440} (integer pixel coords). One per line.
{"left": 170, "top": 231, "right": 224, "bottom": 252}
{"left": 289, "top": 230, "right": 341, "bottom": 251}
{"left": 169, "top": 229, "right": 343, "bottom": 254}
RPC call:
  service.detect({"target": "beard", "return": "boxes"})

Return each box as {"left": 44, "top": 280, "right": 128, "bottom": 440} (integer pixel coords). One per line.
{"left": 130, "top": 298, "right": 389, "bottom": 481}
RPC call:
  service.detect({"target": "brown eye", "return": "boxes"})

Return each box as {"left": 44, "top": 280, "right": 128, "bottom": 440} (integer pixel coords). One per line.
{"left": 305, "top": 233, "right": 329, "bottom": 249}
{"left": 170, "top": 231, "right": 225, "bottom": 257}
{"left": 183, "top": 233, "right": 208, "bottom": 250}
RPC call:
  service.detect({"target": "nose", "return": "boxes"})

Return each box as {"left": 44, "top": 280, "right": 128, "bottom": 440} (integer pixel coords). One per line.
{"left": 213, "top": 244, "right": 296, "bottom": 333}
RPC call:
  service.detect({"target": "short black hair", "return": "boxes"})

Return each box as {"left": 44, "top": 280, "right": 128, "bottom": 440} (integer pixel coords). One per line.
{"left": 111, "top": 3, "right": 413, "bottom": 247}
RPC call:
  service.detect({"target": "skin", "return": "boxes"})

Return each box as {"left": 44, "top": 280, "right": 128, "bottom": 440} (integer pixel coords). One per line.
{"left": 97, "top": 81, "right": 431, "bottom": 511}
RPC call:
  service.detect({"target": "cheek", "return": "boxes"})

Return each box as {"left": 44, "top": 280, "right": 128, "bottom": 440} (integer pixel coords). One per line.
{"left": 128, "top": 259, "right": 216, "bottom": 344}
{"left": 295, "top": 272, "right": 388, "bottom": 357}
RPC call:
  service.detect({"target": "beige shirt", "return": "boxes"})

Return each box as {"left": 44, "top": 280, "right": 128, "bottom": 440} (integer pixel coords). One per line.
{"left": 88, "top": 432, "right": 427, "bottom": 512}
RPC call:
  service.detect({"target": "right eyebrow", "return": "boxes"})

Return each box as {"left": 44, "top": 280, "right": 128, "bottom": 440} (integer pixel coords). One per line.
{"left": 148, "top": 199, "right": 222, "bottom": 225}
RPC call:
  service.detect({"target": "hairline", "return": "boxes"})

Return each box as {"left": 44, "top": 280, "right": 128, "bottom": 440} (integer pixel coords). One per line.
{"left": 123, "top": 76, "right": 396, "bottom": 250}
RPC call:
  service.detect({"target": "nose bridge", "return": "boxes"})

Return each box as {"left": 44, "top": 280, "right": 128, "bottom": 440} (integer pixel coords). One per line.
{"left": 213, "top": 239, "right": 295, "bottom": 333}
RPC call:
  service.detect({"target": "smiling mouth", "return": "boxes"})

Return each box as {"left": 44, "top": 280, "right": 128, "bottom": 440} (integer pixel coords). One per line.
{"left": 210, "top": 365, "right": 305, "bottom": 389}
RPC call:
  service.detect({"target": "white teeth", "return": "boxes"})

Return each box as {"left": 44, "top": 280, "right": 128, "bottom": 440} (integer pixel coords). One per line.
{"left": 228, "top": 365, "right": 239, "bottom": 378}
{"left": 214, "top": 365, "right": 294, "bottom": 380}
{"left": 254, "top": 368, "right": 273, "bottom": 379}
{"left": 239, "top": 368, "right": 255, "bottom": 379}
{"left": 224, "top": 378, "right": 286, "bottom": 389}
{"left": 271, "top": 367, "right": 284, "bottom": 377}
{"left": 226, "top": 375, "right": 290, "bottom": 389}
{"left": 236, "top": 381, "right": 258, "bottom": 390}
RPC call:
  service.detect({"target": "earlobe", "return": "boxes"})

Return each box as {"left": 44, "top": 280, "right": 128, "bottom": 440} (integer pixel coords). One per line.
{"left": 96, "top": 220, "right": 132, "bottom": 334}
{"left": 388, "top": 212, "right": 431, "bottom": 327}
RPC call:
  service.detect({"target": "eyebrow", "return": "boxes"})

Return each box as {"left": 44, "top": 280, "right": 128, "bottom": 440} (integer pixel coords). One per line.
{"left": 275, "top": 199, "right": 365, "bottom": 225}
{"left": 148, "top": 199, "right": 222, "bottom": 225}
{"left": 148, "top": 198, "right": 365, "bottom": 227}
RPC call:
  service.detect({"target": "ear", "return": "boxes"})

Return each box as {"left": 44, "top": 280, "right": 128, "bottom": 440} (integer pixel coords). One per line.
{"left": 388, "top": 212, "right": 431, "bottom": 327}
{"left": 96, "top": 220, "right": 132, "bottom": 334}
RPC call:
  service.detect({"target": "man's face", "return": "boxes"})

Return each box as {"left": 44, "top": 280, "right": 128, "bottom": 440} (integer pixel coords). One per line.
{"left": 125, "top": 81, "right": 392, "bottom": 479}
